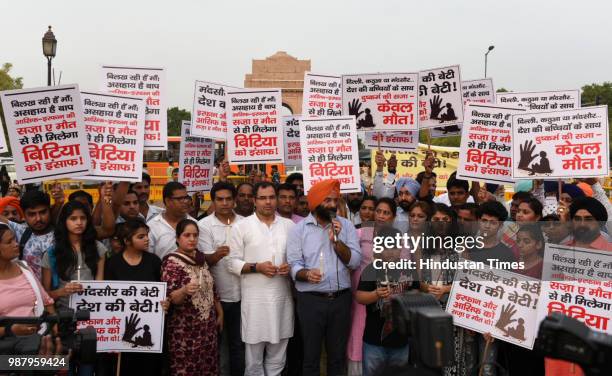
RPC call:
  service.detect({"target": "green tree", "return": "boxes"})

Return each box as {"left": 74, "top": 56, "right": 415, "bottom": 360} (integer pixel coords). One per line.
{"left": 581, "top": 82, "right": 612, "bottom": 156}
{"left": 167, "top": 106, "right": 191, "bottom": 136}
{"left": 0, "top": 63, "right": 24, "bottom": 155}
{"left": 496, "top": 87, "right": 509, "bottom": 93}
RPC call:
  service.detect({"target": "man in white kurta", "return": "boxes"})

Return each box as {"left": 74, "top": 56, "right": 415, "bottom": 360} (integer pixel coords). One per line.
{"left": 228, "top": 182, "right": 295, "bottom": 376}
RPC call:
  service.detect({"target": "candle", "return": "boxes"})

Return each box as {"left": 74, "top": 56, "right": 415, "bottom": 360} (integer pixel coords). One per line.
{"left": 319, "top": 251, "right": 325, "bottom": 278}
{"left": 199, "top": 268, "right": 204, "bottom": 288}
{"left": 77, "top": 266, "right": 81, "bottom": 282}
{"left": 225, "top": 218, "right": 231, "bottom": 245}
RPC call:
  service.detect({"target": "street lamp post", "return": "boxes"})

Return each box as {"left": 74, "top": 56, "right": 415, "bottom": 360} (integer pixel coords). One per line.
{"left": 42, "top": 26, "right": 57, "bottom": 86}
{"left": 484, "top": 45, "right": 494, "bottom": 78}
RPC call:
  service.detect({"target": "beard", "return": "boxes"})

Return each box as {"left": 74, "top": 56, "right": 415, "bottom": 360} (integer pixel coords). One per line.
{"left": 315, "top": 205, "right": 336, "bottom": 221}
{"left": 573, "top": 225, "right": 600, "bottom": 243}
{"left": 398, "top": 199, "right": 412, "bottom": 212}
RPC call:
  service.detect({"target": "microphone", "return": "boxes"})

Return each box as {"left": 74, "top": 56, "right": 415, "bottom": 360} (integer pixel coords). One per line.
{"left": 329, "top": 211, "right": 338, "bottom": 243}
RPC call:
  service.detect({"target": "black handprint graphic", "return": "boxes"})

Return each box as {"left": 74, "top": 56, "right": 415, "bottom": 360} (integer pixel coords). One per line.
{"left": 429, "top": 95, "right": 444, "bottom": 120}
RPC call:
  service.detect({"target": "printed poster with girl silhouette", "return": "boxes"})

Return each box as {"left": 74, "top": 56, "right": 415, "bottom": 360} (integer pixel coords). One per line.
{"left": 69, "top": 280, "right": 167, "bottom": 352}
{"left": 341, "top": 72, "right": 419, "bottom": 132}
{"left": 446, "top": 264, "right": 541, "bottom": 349}
{"left": 418, "top": 65, "right": 464, "bottom": 130}
{"left": 511, "top": 106, "right": 609, "bottom": 179}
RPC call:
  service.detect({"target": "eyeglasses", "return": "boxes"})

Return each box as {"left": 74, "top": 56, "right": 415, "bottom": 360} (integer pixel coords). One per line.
{"left": 170, "top": 196, "right": 192, "bottom": 202}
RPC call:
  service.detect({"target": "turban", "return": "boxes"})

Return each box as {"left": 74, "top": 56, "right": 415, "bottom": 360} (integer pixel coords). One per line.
{"left": 395, "top": 178, "right": 420, "bottom": 198}
{"left": 514, "top": 180, "right": 533, "bottom": 193}
{"left": 543, "top": 181, "right": 586, "bottom": 200}
{"left": 0, "top": 196, "right": 24, "bottom": 218}
{"left": 570, "top": 197, "right": 608, "bottom": 222}
{"left": 576, "top": 182, "right": 593, "bottom": 197}
{"left": 307, "top": 179, "right": 340, "bottom": 212}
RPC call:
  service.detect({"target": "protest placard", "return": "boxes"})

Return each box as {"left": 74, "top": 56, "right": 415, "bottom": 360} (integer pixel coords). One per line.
{"left": 419, "top": 65, "right": 464, "bottom": 130}
{"left": 496, "top": 89, "right": 580, "bottom": 111}
{"left": 191, "top": 80, "right": 236, "bottom": 140}
{"left": 283, "top": 116, "right": 301, "bottom": 167}
{"left": 0, "top": 85, "right": 91, "bottom": 184}
{"left": 81, "top": 92, "right": 145, "bottom": 182}
{"left": 300, "top": 116, "right": 360, "bottom": 193}
{"left": 69, "top": 281, "right": 167, "bottom": 353}
{"left": 371, "top": 144, "right": 460, "bottom": 188}
{"left": 364, "top": 131, "right": 418, "bottom": 151}
{"left": 447, "top": 265, "right": 541, "bottom": 349}
{"left": 342, "top": 73, "right": 419, "bottom": 132}
{"left": 302, "top": 73, "right": 342, "bottom": 118}
{"left": 511, "top": 106, "right": 609, "bottom": 179}
{"left": 226, "top": 89, "right": 284, "bottom": 164}
{"left": 456, "top": 104, "right": 526, "bottom": 184}
{"left": 0, "top": 118, "right": 8, "bottom": 153}
{"left": 536, "top": 244, "right": 612, "bottom": 335}
{"left": 178, "top": 120, "right": 214, "bottom": 193}
{"left": 100, "top": 66, "right": 166, "bottom": 150}
{"left": 431, "top": 78, "right": 495, "bottom": 138}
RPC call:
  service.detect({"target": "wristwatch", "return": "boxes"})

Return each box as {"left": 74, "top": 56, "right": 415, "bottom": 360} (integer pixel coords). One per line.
{"left": 250, "top": 263, "right": 257, "bottom": 273}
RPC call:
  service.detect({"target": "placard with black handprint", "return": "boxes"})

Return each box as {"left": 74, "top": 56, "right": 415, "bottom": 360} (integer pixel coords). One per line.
{"left": 418, "top": 65, "right": 464, "bottom": 129}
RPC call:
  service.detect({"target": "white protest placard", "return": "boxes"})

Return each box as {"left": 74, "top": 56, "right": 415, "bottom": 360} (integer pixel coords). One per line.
{"left": 226, "top": 89, "right": 284, "bottom": 164}
{"left": 178, "top": 121, "right": 215, "bottom": 193}
{"left": 511, "top": 106, "right": 609, "bottom": 179}
{"left": 69, "top": 281, "right": 166, "bottom": 353}
{"left": 300, "top": 116, "right": 361, "bottom": 194}
{"left": 100, "top": 66, "right": 167, "bottom": 150}
{"left": 456, "top": 104, "right": 525, "bottom": 184}
{"left": 447, "top": 265, "right": 541, "bottom": 349}
{"left": 0, "top": 85, "right": 91, "bottom": 184}
{"left": 496, "top": 89, "right": 580, "bottom": 112}
{"left": 0, "top": 117, "right": 8, "bottom": 153}
{"left": 431, "top": 78, "right": 496, "bottom": 138}
{"left": 536, "top": 244, "right": 612, "bottom": 335}
{"left": 302, "top": 73, "right": 342, "bottom": 118}
{"left": 418, "top": 65, "right": 464, "bottom": 129}
{"left": 81, "top": 92, "right": 145, "bottom": 182}
{"left": 283, "top": 116, "right": 301, "bottom": 167}
{"left": 342, "top": 73, "right": 419, "bottom": 132}
{"left": 364, "top": 131, "right": 418, "bottom": 151}
{"left": 191, "top": 81, "right": 235, "bottom": 140}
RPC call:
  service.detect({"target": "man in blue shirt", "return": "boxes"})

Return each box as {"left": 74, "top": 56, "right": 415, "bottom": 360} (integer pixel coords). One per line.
{"left": 287, "top": 179, "right": 361, "bottom": 376}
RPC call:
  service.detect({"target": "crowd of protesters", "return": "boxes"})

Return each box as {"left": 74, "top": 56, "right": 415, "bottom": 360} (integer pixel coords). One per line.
{"left": 0, "top": 152, "right": 610, "bottom": 376}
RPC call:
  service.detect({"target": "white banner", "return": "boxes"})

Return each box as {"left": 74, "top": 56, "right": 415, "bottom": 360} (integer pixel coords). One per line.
{"left": 418, "top": 65, "right": 464, "bottom": 129}
{"left": 536, "top": 244, "right": 612, "bottom": 335}
{"left": 300, "top": 116, "right": 361, "bottom": 194}
{"left": 178, "top": 121, "right": 215, "bottom": 193}
{"left": 511, "top": 106, "right": 609, "bottom": 179}
{"left": 81, "top": 92, "right": 145, "bottom": 182}
{"left": 302, "top": 73, "right": 342, "bottom": 118}
{"left": 364, "top": 131, "right": 418, "bottom": 151}
{"left": 69, "top": 281, "right": 167, "bottom": 353}
{"left": 342, "top": 73, "right": 419, "bottom": 132}
{"left": 100, "top": 66, "right": 167, "bottom": 150}
{"left": 0, "top": 85, "right": 91, "bottom": 184}
{"left": 191, "top": 81, "right": 236, "bottom": 140}
{"left": 496, "top": 89, "right": 580, "bottom": 111}
{"left": 447, "top": 265, "right": 540, "bottom": 349}
{"left": 226, "top": 89, "right": 284, "bottom": 164}
{"left": 456, "top": 104, "right": 525, "bottom": 184}
{"left": 283, "top": 116, "right": 301, "bottom": 167}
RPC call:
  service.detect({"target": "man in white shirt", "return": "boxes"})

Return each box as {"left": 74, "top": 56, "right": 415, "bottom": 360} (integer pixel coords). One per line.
{"left": 148, "top": 182, "right": 194, "bottom": 259}
{"left": 198, "top": 182, "right": 245, "bottom": 376}
{"left": 228, "top": 182, "right": 295, "bottom": 376}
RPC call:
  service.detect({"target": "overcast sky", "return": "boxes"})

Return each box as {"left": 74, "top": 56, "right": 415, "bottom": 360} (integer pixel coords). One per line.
{"left": 1, "top": 0, "right": 610, "bottom": 110}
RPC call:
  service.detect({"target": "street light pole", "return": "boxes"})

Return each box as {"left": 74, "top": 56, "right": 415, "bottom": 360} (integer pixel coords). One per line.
{"left": 42, "top": 26, "right": 57, "bottom": 86}
{"left": 484, "top": 45, "right": 495, "bottom": 78}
